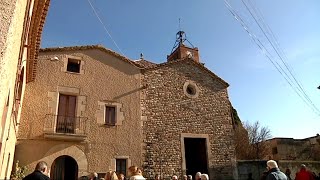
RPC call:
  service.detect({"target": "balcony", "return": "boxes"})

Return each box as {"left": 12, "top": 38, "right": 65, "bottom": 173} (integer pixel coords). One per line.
{"left": 44, "top": 114, "right": 88, "bottom": 141}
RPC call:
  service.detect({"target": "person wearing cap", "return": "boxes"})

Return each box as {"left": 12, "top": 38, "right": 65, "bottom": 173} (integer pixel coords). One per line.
{"left": 266, "top": 160, "right": 287, "bottom": 180}
{"left": 295, "top": 164, "right": 314, "bottom": 180}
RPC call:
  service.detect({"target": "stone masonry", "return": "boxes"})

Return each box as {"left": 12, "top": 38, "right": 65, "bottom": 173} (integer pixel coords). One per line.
{"left": 141, "top": 59, "right": 237, "bottom": 180}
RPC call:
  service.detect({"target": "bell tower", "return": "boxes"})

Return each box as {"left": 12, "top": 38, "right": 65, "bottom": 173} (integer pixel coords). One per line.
{"left": 167, "top": 31, "right": 200, "bottom": 63}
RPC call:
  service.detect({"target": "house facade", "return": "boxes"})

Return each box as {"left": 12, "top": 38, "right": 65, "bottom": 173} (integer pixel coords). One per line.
{"left": 15, "top": 46, "right": 143, "bottom": 179}
{"left": 0, "top": 0, "right": 50, "bottom": 178}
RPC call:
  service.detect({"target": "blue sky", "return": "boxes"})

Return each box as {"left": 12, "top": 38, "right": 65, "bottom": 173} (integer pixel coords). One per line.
{"left": 41, "top": 0, "right": 320, "bottom": 139}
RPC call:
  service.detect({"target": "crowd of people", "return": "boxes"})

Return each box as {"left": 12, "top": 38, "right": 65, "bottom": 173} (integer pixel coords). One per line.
{"left": 22, "top": 160, "right": 320, "bottom": 180}
{"left": 84, "top": 168, "right": 210, "bottom": 180}
{"left": 21, "top": 161, "right": 210, "bottom": 180}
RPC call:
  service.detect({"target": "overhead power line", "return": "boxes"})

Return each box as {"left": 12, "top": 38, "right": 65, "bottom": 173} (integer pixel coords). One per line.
{"left": 224, "top": 0, "right": 320, "bottom": 116}
{"left": 241, "top": 0, "right": 320, "bottom": 114}
{"left": 86, "top": 0, "right": 124, "bottom": 55}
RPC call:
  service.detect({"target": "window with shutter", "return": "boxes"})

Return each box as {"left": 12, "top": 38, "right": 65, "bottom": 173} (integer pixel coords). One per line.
{"left": 57, "top": 94, "right": 77, "bottom": 133}
{"left": 105, "top": 106, "right": 116, "bottom": 125}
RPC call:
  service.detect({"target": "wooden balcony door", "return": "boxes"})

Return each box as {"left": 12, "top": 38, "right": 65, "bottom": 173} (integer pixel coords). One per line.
{"left": 56, "top": 94, "right": 76, "bottom": 133}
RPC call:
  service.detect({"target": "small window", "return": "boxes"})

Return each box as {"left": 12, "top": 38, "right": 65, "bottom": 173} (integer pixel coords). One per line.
{"left": 105, "top": 106, "right": 116, "bottom": 125}
{"left": 116, "top": 159, "right": 127, "bottom": 176}
{"left": 67, "top": 58, "right": 81, "bottom": 73}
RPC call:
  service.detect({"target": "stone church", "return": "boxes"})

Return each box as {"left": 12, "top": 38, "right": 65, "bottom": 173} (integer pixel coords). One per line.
{"left": 15, "top": 32, "right": 237, "bottom": 180}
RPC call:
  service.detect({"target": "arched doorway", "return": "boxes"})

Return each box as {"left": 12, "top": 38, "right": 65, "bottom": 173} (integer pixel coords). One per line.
{"left": 51, "top": 155, "right": 78, "bottom": 180}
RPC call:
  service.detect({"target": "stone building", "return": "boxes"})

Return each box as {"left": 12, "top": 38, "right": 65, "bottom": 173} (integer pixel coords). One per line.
{"left": 16, "top": 32, "right": 237, "bottom": 180}
{"left": 15, "top": 45, "right": 143, "bottom": 179}
{"left": 0, "top": 0, "right": 50, "bottom": 178}
{"left": 266, "top": 134, "right": 320, "bottom": 161}
{"left": 140, "top": 34, "right": 236, "bottom": 179}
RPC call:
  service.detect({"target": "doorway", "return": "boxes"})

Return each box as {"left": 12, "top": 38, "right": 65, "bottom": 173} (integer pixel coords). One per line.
{"left": 51, "top": 155, "right": 78, "bottom": 180}
{"left": 184, "top": 138, "right": 208, "bottom": 177}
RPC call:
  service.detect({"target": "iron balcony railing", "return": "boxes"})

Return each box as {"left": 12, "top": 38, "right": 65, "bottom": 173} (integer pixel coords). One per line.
{"left": 44, "top": 114, "right": 88, "bottom": 135}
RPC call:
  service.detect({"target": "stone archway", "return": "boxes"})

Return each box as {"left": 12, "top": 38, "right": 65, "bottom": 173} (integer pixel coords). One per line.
{"left": 41, "top": 144, "right": 88, "bottom": 177}
{"left": 51, "top": 155, "right": 78, "bottom": 180}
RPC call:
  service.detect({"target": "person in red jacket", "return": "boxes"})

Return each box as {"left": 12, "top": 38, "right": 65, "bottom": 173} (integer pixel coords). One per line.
{"left": 295, "top": 164, "right": 315, "bottom": 180}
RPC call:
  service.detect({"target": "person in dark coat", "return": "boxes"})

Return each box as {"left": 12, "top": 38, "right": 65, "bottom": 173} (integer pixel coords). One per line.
{"left": 23, "top": 161, "right": 50, "bottom": 180}
{"left": 266, "top": 160, "right": 287, "bottom": 180}
{"left": 285, "top": 168, "right": 292, "bottom": 180}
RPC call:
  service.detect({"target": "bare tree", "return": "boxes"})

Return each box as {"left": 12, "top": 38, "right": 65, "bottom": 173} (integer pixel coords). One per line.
{"left": 234, "top": 120, "right": 271, "bottom": 159}
{"left": 244, "top": 121, "right": 272, "bottom": 159}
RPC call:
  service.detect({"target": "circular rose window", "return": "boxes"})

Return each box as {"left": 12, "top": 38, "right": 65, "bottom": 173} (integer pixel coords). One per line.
{"left": 183, "top": 81, "right": 199, "bottom": 98}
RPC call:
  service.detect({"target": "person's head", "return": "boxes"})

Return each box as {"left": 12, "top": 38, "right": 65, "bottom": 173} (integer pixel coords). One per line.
{"left": 155, "top": 174, "right": 160, "bottom": 180}
{"left": 195, "top": 172, "right": 201, "bottom": 180}
{"left": 183, "top": 175, "right": 187, "bottom": 180}
{"left": 117, "top": 173, "right": 125, "bottom": 180}
{"left": 300, "top": 164, "right": 306, "bottom": 171}
{"left": 267, "top": 160, "right": 278, "bottom": 170}
{"left": 200, "top": 174, "right": 209, "bottom": 180}
{"left": 105, "top": 171, "right": 113, "bottom": 180}
{"left": 89, "top": 172, "right": 98, "bottom": 180}
{"left": 172, "top": 175, "right": 178, "bottom": 180}
{"left": 128, "top": 166, "right": 138, "bottom": 176}
{"left": 110, "top": 171, "right": 118, "bottom": 180}
{"left": 187, "top": 175, "right": 192, "bottom": 180}
{"left": 137, "top": 167, "right": 143, "bottom": 175}
{"left": 35, "top": 161, "right": 48, "bottom": 174}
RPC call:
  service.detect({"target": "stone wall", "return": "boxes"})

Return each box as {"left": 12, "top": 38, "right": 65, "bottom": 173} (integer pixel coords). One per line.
{"left": 141, "top": 60, "right": 236, "bottom": 180}
{"left": 237, "top": 160, "right": 320, "bottom": 180}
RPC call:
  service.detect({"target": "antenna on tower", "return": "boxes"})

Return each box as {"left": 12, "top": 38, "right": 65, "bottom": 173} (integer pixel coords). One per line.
{"left": 170, "top": 19, "right": 195, "bottom": 54}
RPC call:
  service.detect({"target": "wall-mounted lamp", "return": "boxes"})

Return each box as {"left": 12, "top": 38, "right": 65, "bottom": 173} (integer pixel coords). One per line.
{"left": 317, "top": 86, "right": 320, "bottom": 90}
{"left": 18, "top": 56, "right": 60, "bottom": 68}
{"left": 49, "top": 56, "right": 60, "bottom": 61}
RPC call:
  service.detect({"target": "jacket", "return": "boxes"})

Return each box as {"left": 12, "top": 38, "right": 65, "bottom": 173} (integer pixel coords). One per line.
{"left": 295, "top": 169, "right": 315, "bottom": 180}
{"left": 23, "top": 170, "right": 50, "bottom": 180}
{"left": 266, "top": 168, "right": 288, "bottom": 180}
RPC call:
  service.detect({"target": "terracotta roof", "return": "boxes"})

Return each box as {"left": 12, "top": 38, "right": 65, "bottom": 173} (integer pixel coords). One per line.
{"left": 134, "top": 59, "right": 157, "bottom": 68}
{"left": 142, "top": 58, "right": 229, "bottom": 87}
{"left": 40, "top": 45, "right": 142, "bottom": 68}
{"left": 26, "top": 0, "right": 51, "bottom": 82}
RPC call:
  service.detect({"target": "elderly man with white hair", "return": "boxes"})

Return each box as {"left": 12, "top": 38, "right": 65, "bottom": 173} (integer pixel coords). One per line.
{"left": 195, "top": 172, "right": 201, "bottom": 180}
{"left": 266, "top": 160, "right": 287, "bottom": 180}
{"left": 200, "top": 174, "right": 209, "bottom": 180}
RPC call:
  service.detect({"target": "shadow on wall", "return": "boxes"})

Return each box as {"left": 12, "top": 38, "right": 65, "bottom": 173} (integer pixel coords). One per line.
{"left": 14, "top": 141, "right": 79, "bottom": 169}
